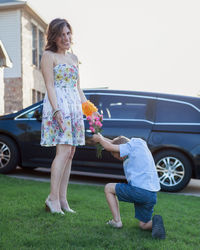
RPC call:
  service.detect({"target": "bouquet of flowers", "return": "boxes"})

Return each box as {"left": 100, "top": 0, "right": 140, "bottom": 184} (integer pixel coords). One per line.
{"left": 87, "top": 114, "right": 103, "bottom": 158}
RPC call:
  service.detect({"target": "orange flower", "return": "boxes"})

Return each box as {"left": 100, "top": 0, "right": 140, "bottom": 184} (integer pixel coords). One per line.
{"left": 82, "top": 100, "right": 98, "bottom": 117}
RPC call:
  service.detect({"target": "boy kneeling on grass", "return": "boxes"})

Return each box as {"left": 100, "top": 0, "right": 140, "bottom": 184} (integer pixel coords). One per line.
{"left": 92, "top": 133, "right": 166, "bottom": 239}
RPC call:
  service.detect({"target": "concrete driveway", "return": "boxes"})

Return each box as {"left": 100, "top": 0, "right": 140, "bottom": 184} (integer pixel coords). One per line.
{"left": 177, "top": 179, "right": 200, "bottom": 197}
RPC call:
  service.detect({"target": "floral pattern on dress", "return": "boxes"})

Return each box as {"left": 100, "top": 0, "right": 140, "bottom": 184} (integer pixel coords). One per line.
{"left": 40, "top": 64, "right": 85, "bottom": 147}
{"left": 54, "top": 64, "right": 78, "bottom": 88}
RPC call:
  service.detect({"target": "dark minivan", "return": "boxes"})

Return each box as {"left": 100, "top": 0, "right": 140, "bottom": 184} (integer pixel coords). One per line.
{"left": 0, "top": 89, "right": 200, "bottom": 192}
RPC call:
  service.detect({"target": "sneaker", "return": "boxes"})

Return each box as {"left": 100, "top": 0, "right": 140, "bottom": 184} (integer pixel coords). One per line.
{"left": 106, "top": 219, "right": 123, "bottom": 228}
{"left": 152, "top": 215, "right": 166, "bottom": 239}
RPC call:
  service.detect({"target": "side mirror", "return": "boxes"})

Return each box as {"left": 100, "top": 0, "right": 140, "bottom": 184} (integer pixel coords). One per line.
{"left": 34, "top": 107, "right": 42, "bottom": 122}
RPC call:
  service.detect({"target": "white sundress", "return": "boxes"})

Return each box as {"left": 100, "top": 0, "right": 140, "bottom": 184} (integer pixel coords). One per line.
{"left": 40, "top": 63, "right": 85, "bottom": 146}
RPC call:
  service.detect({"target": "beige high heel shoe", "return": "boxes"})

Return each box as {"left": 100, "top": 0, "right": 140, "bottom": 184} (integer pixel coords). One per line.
{"left": 61, "top": 207, "right": 76, "bottom": 213}
{"left": 45, "top": 196, "right": 65, "bottom": 215}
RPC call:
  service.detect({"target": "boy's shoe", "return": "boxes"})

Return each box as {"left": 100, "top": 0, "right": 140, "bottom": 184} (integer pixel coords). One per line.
{"left": 106, "top": 219, "right": 123, "bottom": 228}
{"left": 152, "top": 215, "right": 166, "bottom": 239}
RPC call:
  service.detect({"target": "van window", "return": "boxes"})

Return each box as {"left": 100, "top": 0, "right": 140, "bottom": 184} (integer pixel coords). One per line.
{"left": 156, "top": 100, "right": 200, "bottom": 123}
{"left": 98, "top": 94, "right": 148, "bottom": 120}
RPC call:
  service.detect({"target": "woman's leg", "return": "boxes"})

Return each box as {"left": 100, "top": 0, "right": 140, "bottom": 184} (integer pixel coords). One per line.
{"left": 59, "top": 146, "right": 76, "bottom": 211}
{"left": 48, "top": 144, "right": 72, "bottom": 211}
{"left": 105, "top": 183, "right": 121, "bottom": 223}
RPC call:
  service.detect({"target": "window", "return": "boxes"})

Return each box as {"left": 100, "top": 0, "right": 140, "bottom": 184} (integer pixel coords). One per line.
{"left": 93, "top": 94, "right": 148, "bottom": 120}
{"left": 18, "top": 105, "right": 42, "bottom": 119}
{"left": 37, "top": 91, "right": 41, "bottom": 102}
{"left": 156, "top": 100, "right": 200, "bottom": 123}
{"left": 32, "top": 89, "right": 36, "bottom": 104}
{"left": 32, "top": 24, "right": 37, "bottom": 66}
{"left": 39, "top": 30, "right": 44, "bottom": 65}
{"left": 32, "top": 89, "right": 44, "bottom": 104}
{"left": 32, "top": 24, "right": 44, "bottom": 67}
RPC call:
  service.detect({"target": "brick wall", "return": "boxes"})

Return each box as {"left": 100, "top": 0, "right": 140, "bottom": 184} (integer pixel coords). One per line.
{"left": 4, "top": 77, "right": 22, "bottom": 114}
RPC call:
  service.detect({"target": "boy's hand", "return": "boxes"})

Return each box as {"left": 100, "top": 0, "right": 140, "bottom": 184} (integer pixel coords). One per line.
{"left": 92, "top": 133, "right": 102, "bottom": 143}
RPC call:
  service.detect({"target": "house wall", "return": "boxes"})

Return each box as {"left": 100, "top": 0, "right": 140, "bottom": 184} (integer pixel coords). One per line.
{"left": 0, "top": 7, "right": 46, "bottom": 114}
{"left": 0, "top": 10, "right": 21, "bottom": 78}
{"left": 0, "top": 9, "right": 22, "bottom": 113}
{"left": 4, "top": 77, "right": 22, "bottom": 113}
{"left": 21, "top": 10, "right": 46, "bottom": 109}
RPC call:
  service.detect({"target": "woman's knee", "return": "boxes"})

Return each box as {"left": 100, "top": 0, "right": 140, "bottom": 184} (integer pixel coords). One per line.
{"left": 69, "top": 146, "right": 76, "bottom": 160}
{"left": 56, "top": 145, "right": 72, "bottom": 161}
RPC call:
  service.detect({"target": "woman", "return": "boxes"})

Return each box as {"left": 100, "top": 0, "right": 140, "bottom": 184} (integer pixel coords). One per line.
{"left": 40, "top": 18, "right": 97, "bottom": 214}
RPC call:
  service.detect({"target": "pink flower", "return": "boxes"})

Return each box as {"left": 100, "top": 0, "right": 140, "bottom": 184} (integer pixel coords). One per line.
{"left": 87, "top": 116, "right": 92, "bottom": 121}
{"left": 98, "top": 114, "right": 103, "bottom": 119}
{"left": 87, "top": 114, "right": 104, "bottom": 158}
{"left": 96, "top": 121, "right": 102, "bottom": 127}
{"left": 89, "top": 126, "right": 95, "bottom": 133}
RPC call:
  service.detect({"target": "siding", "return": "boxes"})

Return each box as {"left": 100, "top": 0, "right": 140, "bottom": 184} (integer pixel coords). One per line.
{"left": 0, "top": 10, "right": 21, "bottom": 78}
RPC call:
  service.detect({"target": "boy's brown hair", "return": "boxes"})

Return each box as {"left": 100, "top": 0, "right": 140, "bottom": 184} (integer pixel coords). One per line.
{"left": 112, "top": 136, "right": 130, "bottom": 145}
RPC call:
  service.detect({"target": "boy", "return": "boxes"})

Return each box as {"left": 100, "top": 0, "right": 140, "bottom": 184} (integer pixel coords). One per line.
{"left": 92, "top": 133, "right": 166, "bottom": 239}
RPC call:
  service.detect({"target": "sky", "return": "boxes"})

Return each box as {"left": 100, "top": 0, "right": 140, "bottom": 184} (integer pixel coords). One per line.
{"left": 28, "top": 0, "right": 200, "bottom": 97}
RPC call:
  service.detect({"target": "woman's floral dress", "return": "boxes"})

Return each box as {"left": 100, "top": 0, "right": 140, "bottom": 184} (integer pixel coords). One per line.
{"left": 40, "top": 64, "right": 85, "bottom": 146}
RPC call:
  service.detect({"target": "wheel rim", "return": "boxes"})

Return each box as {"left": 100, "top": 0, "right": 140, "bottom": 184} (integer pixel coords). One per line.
{"left": 156, "top": 156, "right": 185, "bottom": 187}
{"left": 0, "top": 142, "right": 11, "bottom": 169}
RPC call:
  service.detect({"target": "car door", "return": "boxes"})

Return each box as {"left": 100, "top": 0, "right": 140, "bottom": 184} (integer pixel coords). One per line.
{"left": 90, "top": 93, "right": 155, "bottom": 158}
{"left": 16, "top": 103, "right": 55, "bottom": 167}
{"left": 72, "top": 93, "right": 98, "bottom": 163}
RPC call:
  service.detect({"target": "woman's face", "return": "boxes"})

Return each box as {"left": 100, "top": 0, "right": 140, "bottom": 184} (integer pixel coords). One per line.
{"left": 55, "top": 25, "right": 72, "bottom": 52}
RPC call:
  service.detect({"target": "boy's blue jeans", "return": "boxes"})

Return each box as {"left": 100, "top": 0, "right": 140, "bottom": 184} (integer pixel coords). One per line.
{"left": 115, "top": 183, "right": 157, "bottom": 223}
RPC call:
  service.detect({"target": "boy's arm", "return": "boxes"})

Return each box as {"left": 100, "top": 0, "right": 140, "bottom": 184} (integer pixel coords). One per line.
{"left": 103, "top": 137, "right": 113, "bottom": 143}
{"left": 93, "top": 134, "right": 119, "bottom": 152}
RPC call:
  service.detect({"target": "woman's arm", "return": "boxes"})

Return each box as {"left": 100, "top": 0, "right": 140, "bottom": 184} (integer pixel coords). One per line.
{"left": 71, "top": 54, "right": 87, "bottom": 103}
{"left": 41, "top": 51, "right": 65, "bottom": 132}
{"left": 41, "top": 51, "right": 58, "bottom": 110}
{"left": 77, "top": 77, "right": 87, "bottom": 103}
{"left": 72, "top": 54, "right": 98, "bottom": 117}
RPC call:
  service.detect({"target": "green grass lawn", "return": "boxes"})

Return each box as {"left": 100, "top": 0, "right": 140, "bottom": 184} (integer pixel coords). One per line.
{"left": 0, "top": 175, "right": 199, "bottom": 250}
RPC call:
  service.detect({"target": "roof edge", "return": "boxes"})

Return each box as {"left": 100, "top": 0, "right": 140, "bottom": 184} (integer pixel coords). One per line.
{"left": 0, "top": 1, "right": 26, "bottom": 8}
{"left": 0, "top": 40, "right": 12, "bottom": 68}
{"left": 0, "top": 1, "right": 47, "bottom": 27}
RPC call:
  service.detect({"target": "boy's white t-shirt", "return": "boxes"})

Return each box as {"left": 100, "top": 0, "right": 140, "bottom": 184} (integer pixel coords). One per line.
{"left": 120, "top": 138, "right": 160, "bottom": 192}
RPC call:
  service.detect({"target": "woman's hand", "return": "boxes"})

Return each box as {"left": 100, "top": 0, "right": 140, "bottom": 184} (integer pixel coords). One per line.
{"left": 55, "top": 111, "right": 66, "bottom": 132}
{"left": 91, "top": 111, "right": 100, "bottom": 120}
